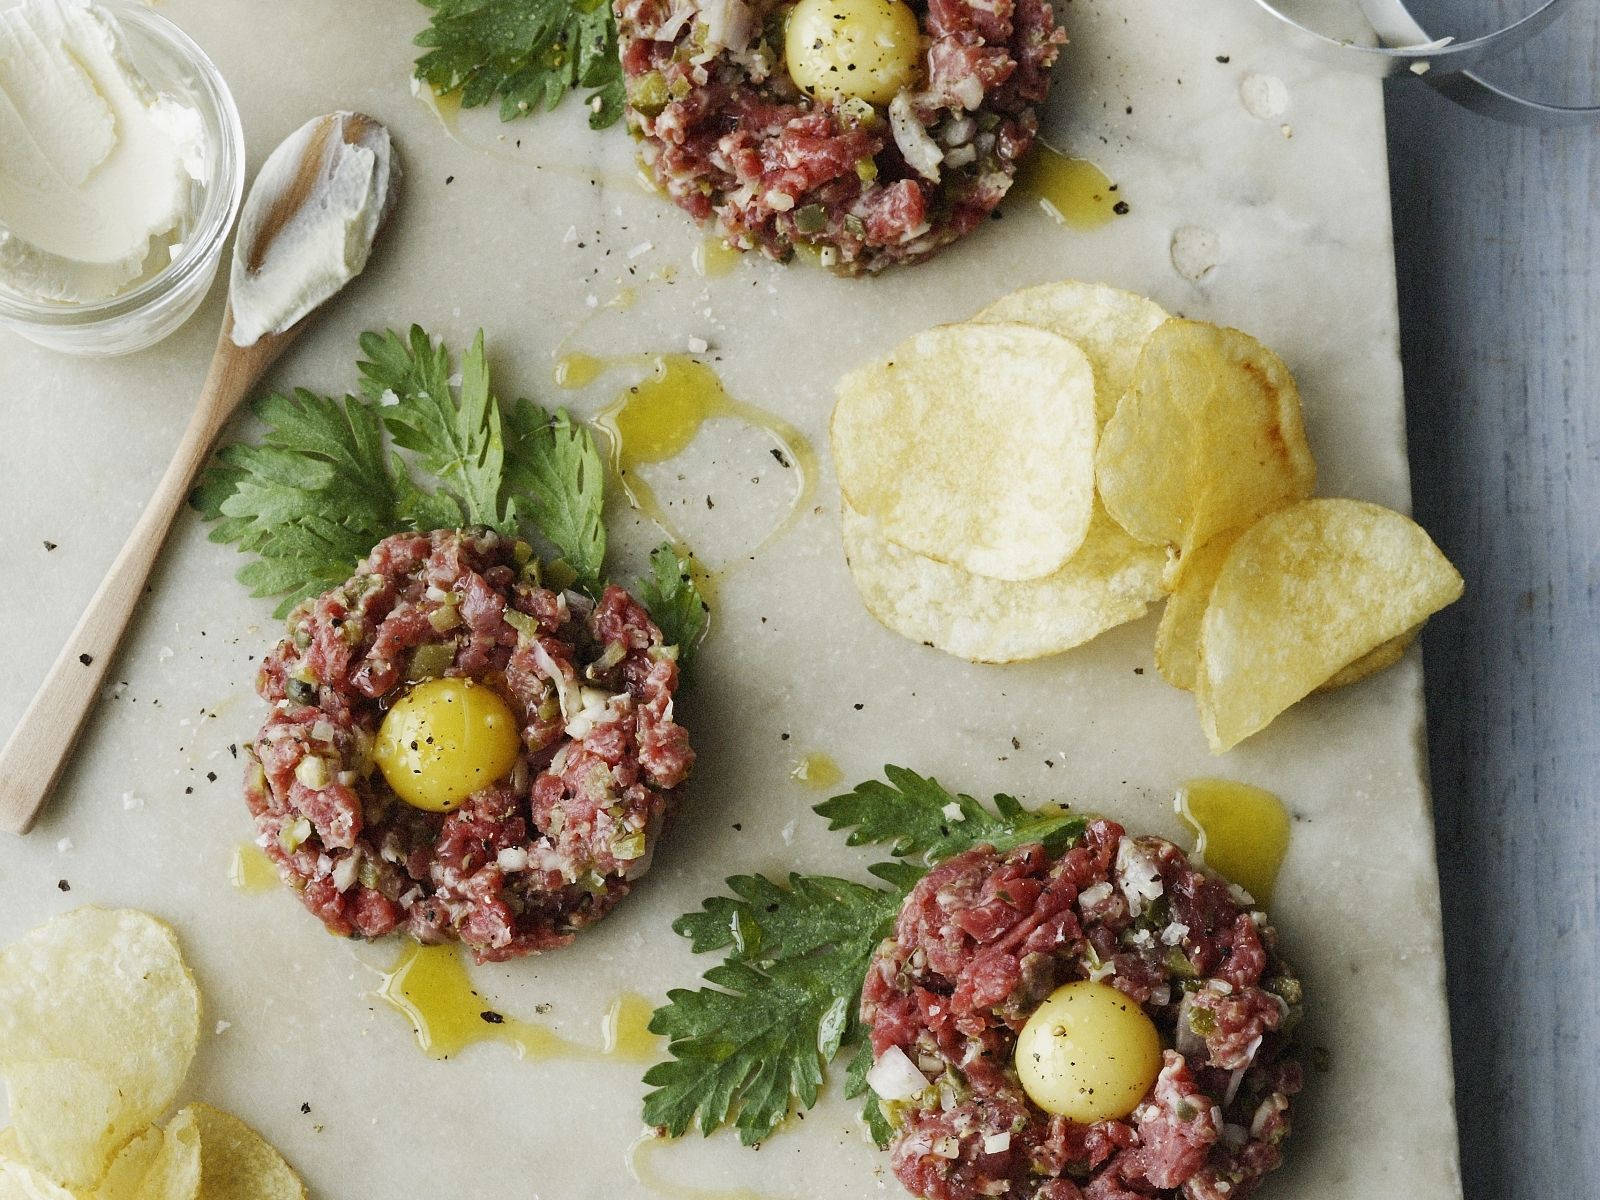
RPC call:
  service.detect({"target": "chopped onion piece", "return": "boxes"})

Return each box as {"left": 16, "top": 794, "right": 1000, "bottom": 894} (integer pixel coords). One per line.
{"left": 867, "top": 1045, "right": 930, "bottom": 1101}
{"left": 890, "top": 92, "right": 942, "bottom": 182}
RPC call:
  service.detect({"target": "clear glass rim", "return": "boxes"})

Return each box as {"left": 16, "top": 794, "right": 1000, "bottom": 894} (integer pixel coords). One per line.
{"left": 0, "top": 4, "right": 245, "bottom": 326}
{"left": 1247, "top": 0, "right": 1578, "bottom": 75}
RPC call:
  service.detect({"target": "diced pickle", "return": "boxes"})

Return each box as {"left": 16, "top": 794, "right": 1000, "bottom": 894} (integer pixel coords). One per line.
{"left": 545, "top": 559, "right": 579, "bottom": 592}
{"left": 793, "top": 204, "right": 828, "bottom": 234}
{"left": 629, "top": 70, "right": 669, "bottom": 115}
{"left": 405, "top": 641, "right": 456, "bottom": 683}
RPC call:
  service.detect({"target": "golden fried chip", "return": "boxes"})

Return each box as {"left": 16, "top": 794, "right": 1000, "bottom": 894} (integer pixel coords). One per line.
{"left": 0, "top": 909, "right": 200, "bottom": 1187}
{"left": 0, "top": 1155, "right": 76, "bottom": 1200}
{"left": 974, "top": 281, "right": 1170, "bottom": 428}
{"left": 842, "top": 501, "right": 1165, "bottom": 662}
{"left": 1317, "top": 625, "right": 1420, "bottom": 692}
{"left": 186, "top": 1107, "right": 305, "bottom": 1200}
{"left": 832, "top": 322, "right": 1098, "bottom": 582}
{"left": 1152, "top": 532, "right": 1239, "bottom": 691}
{"left": 93, "top": 1114, "right": 200, "bottom": 1200}
{"left": 89, "top": 1128, "right": 165, "bottom": 1200}
{"left": 1196, "top": 499, "right": 1463, "bottom": 752}
{"left": 1096, "top": 320, "right": 1315, "bottom": 576}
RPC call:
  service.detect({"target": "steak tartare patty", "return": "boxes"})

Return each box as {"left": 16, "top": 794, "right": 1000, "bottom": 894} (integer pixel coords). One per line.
{"left": 616, "top": 0, "right": 1064, "bottom": 272}
{"left": 862, "top": 820, "right": 1304, "bottom": 1200}
{"left": 244, "top": 528, "right": 694, "bottom": 962}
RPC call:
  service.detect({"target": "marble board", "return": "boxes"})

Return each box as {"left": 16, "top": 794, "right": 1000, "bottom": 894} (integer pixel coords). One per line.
{"left": 0, "top": 0, "right": 1463, "bottom": 1198}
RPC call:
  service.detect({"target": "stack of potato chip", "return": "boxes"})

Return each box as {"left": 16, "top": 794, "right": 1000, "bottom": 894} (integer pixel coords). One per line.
{"left": 831, "top": 281, "right": 1463, "bottom": 752}
{"left": 0, "top": 908, "right": 306, "bottom": 1200}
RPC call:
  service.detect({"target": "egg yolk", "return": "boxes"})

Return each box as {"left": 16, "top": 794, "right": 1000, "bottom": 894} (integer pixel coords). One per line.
{"left": 373, "top": 678, "right": 522, "bottom": 813}
{"left": 785, "top": 0, "right": 922, "bottom": 106}
{"left": 1014, "top": 981, "right": 1164, "bottom": 1123}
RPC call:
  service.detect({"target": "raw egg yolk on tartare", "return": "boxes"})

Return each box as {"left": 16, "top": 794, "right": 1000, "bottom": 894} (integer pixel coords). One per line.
{"left": 374, "top": 678, "right": 521, "bottom": 812}
{"left": 785, "top": 0, "right": 922, "bottom": 105}
{"left": 1014, "top": 980, "right": 1164, "bottom": 1123}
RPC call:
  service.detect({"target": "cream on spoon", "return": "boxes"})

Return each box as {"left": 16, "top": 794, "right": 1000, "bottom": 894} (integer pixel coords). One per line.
{"left": 229, "top": 112, "right": 396, "bottom": 346}
{"left": 0, "top": 112, "right": 398, "bottom": 835}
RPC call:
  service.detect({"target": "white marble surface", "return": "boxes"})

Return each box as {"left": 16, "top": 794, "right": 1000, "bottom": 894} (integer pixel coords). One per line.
{"left": 0, "top": 2, "right": 1462, "bottom": 1198}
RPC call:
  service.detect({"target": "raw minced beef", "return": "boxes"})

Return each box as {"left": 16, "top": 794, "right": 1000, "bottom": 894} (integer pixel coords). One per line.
{"left": 862, "top": 820, "right": 1304, "bottom": 1200}
{"left": 245, "top": 528, "right": 694, "bottom": 962}
{"left": 616, "top": 0, "right": 1063, "bottom": 272}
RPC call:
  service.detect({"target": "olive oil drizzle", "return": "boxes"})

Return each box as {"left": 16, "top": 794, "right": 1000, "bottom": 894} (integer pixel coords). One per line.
{"left": 228, "top": 843, "right": 279, "bottom": 893}
{"left": 1174, "top": 778, "right": 1291, "bottom": 905}
{"left": 790, "top": 751, "right": 842, "bottom": 790}
{"left": 1014, "top": 145, "right": 1121, "bottom": 231}
{"left": 378, "top": 942, "right": 660, "bottom": 1064}
{"left": 552, "top": 353, "right": 817, "bottom": 572}
{"left": 692, "top": 236, "right": 742, "bottom": 278}
{"left": 628, "top": 1132, "right": 776, "bottom": 1200}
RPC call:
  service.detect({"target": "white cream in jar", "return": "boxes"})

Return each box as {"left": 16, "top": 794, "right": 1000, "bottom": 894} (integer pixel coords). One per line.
{"left": 0, "top": 0, "right": 207, "bottom": 304}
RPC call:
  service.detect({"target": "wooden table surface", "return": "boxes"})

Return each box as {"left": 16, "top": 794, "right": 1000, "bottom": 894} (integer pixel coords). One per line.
{"left": 1385, "top": 69, "right": 1600, "bottom": 1200}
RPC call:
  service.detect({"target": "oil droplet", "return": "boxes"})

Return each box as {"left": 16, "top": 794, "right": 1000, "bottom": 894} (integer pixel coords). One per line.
{"left": 1014, "top": 146, "right": 1120, "bottom": 231}
{"left": 1174, "top": 779, "right": 1291, "bottom": 905}
{"left": 378, "top": 942, "right": 661, "bottom": 1064}
{"left": 554, "top": 351, "right": 605, "bottom": 390}
{"left": 692, "top": 237, "right": 742, "bottom": 278}
{"left": 628, "top": 1132, "right": 776, "bottom": 1200}
{"left": 603, "top": 992, "right": 661, "bottom": 1062}
{"left": 597, "top": 355, "right": 817, "bottom": 560}
{"left": 229, "top": 844, "right": 279, "bottom": 893}
{"left": 791, "top": 752, "right": 842, "bottom": 790}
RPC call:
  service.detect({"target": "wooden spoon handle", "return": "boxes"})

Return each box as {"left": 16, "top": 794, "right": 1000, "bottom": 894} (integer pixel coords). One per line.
{"left": 0, "top": 322, "right": 293, "bottom": 835}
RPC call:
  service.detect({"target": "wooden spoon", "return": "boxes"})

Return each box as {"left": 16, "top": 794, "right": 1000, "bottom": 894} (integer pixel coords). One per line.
{"left": 0, "top": 112, "right": 397, "bottom": 835}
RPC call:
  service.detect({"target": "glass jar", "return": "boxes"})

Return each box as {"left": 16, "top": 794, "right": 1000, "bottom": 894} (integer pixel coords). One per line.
{"left": 0, "top": 4, "right": 245, "bottom": 357}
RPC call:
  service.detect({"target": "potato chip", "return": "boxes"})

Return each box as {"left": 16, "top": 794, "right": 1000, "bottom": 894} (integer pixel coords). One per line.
{"left": 973, "top": 281, "right": 1170, "bottom": 428}
{"left": 0, "top": 1155, "right": 76, "bottom": 1200}
{"left": 1152, "top": 531, "right": 1238, "bottom": 691}
{"left": 1096, "top": 320, "right": 1315, "bottom": 576}
{"left": 1317, "top": 625, "right": 1420, "bottom": 692}
{"left": 2, "top": 1059, "right": 127, "bottom": 1189}
{"left": 842, "top": 501, "right": 1166, "bottom": 663}
{"left": 90, "top": 1128, "right": 165, "bottom": 1200}
{"left": 1196, "top": 499, "right": 1463, "bottom": 752}
{"left": 832, "top": 322, "right": 1098, "bottom": 582}
{"left": 186, "top": 1107, "right": 305, "bottom": 1200}
{"left": 93, "top": 1114, "right": 200, "bottom": 1200}
{"left": 0, "top": 909, "right": 200, "bottom": 1187}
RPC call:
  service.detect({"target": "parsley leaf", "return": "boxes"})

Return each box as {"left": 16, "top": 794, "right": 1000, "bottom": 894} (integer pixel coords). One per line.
{"left": 359, "top": 328, "right": 508, "bottom": 531}
{"left": 503, "top": 400, "right": 607, "bottom": 592}
{"left": 642, "top": 768, "right": 1089, "bottom": 1148}
{"left": 636, "top": 545, "right": 710, "bottom": 663}
{"left": 816, "top": 765, "right": 1086, "bottom": 864}
{"left": 196, "top": 327, "right": 655, "bottom": 627}
{"left": 414, "top": 0, "right": 625, "bottom": 130}
{"left": 643, "top": 873, "right": 904, "bottom": 1144}
{"left": 192, "top": 388, "right": 438, "bottom": 618}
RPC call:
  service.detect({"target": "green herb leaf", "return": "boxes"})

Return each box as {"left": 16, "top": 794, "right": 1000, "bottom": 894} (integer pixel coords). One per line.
{"left": 636, "top": 545, "right": 709, "bottom": 662}
{"left": 359, "top": 327, "right": 509, "bottom": 531}
{"left": 643, "top": 769, "right": 1088, "bottom": 1147}
{"left": 414, "top": 0, "right": 625, "bottom": 130}
{"left": 815, "top": 765, "right": 1086, "bottom": 864}
{"left": 192, "top": 388, "right": 437, "bottom": 618}
{"left": 197, "top": 327, "right": 678, "bottom": 625}
{"left": 643, "top": 873, "right": 903, "bottom": 1145}
{"left": 503, "top": 399, "right": 607, "bottom": 592}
